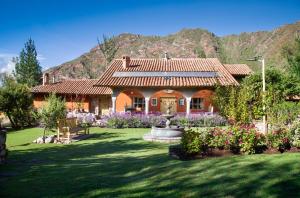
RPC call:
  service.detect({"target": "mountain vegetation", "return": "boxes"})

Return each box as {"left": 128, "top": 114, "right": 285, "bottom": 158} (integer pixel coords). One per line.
{"left": 46, "top": 21, "right": 300, "bottom": 79}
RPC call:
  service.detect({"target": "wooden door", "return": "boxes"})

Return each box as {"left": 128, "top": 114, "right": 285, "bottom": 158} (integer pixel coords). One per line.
{"left": 160, "top": 97, "right": 177, "bottom": 114}
{"left": 99, "top": 96, "right": 110, "bottom": 115}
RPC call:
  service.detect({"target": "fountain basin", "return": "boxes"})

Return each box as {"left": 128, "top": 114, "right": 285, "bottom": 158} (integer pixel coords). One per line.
{"left": 143, "top": 126, "right": 183, "bottom": 143}
{"left": 150, "top": 126, "right": 183, "bottom": 137}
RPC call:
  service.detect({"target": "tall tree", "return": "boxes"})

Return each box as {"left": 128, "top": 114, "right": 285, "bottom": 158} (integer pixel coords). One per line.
{"left": 97, "top": 35, "right": 119, "bottom": 67}
{"left": 14, "top": 38, "right": 42, "bottom": 87}
{"left": 282, "top": 37, "right": 300, "bottom": 79}
{"left": 0, "top": 76, "right": 34, "bottom": 129}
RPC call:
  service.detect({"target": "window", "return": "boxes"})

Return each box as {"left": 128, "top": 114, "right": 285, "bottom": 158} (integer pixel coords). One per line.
{"left": 190, "top": 98, "right": 204, "bottom": 110}
{"left": 179, "top": 98, "right": 185, "bottom": 106}
{"left": 133, "top": 97, "right": 145, "bottom": 109}
{"left": 151, "top": 98, "right": 157, "bottom": 106}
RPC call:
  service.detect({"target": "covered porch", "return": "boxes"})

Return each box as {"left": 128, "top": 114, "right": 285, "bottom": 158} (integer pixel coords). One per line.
{"left": 110, "top": 87, "right": 215, "bottom": 115}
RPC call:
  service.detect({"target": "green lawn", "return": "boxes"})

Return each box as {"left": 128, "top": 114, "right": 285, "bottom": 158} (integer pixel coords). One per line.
{"left": 1, "top": 127, "right": 300, "bottom": 198}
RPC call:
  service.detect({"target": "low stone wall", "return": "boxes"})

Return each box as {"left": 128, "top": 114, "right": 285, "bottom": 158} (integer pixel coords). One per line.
{"left": 0, "top": 129, "right": 8, "bottom": 164}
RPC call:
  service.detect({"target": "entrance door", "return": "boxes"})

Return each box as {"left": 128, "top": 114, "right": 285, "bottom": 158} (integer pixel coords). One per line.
{"left": 89, "top": 97, "right": 98, "bottom": 113}
{"left": 160, "top": 97, "right": 177, "bottom": 114}
{"left": 99, "top": 96, "right": 110, "bottom": 115}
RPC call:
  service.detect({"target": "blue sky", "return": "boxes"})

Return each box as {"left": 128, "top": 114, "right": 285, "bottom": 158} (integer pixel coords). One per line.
{"left": 1, "top": 0, "right": 300, "bottom": 72}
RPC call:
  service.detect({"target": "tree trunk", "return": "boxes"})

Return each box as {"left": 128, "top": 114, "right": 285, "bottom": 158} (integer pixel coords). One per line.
{"left": 6, "top": 113, "right": 17, "bottom": 129}
{"left": 43, "top": 127, "right": 46, "bottom": 143}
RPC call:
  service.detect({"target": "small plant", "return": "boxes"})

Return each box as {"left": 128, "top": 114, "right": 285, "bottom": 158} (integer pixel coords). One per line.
{"left": 181, "top": 128, "right": 211, "bottom": 155}
{"left": 104, "top": 113, "right": 167, "bottom": 128}
{"left": 209, "top": 128, "right": 228, "bottom": 149}
{"left": 267, "top": 129, "right": 292, "bottom": 152}
{"left": 290, "top": 120, "right": 300, "bottom": 148}
{"left": 38, "top": 93, "right": 66, "bottom": 142}
{"left": 239, "top": 128, "right": 266, "bottom": 154}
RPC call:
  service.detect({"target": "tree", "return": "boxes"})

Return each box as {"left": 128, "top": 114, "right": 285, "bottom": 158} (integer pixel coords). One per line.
{"left": 80, "top": 55, "right": 98, "bottom": 79}
{"left": 213, "top": 67, "right": 300, "bottom": 125}
{"left": 282, "top": 37, "right": 300, "bottom": 79}
{"left": 194, "top": 47, "right": 206, "bottom": 58}
{"left": 38, "top": 93, "right": 66, "bottom": 142}
{"left": 14, "top": 38, "right": 42, "bottom": 87}
{"left": 0, "top": 76, "right": 34, "bottom": 128}
{"left": 97, "top": 35, "right": 119, "bottom": 67}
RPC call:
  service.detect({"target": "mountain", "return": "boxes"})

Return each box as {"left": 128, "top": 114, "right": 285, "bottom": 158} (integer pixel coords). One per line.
{"left": 46, "top": 21, "right": 300, "bottom": 79}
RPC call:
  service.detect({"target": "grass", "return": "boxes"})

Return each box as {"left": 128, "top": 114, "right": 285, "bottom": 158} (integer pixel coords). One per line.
{"left": 1, "top": 127, "right": 300, "bottom": 198}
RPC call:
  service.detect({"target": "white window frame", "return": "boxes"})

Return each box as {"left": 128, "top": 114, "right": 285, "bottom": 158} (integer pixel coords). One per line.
{"left": 133, "top": 97, "right": 145, "bottom": 109}
{"left": 190, "top": 98, "right": 204, "bottom": 110}
{"left": 151, "top": 98, "right": 158, "bottom": 106}
{"left": 179, "top": 98, "right": 185, "bottom": 106}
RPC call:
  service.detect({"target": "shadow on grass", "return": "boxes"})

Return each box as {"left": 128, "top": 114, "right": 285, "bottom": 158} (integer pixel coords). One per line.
{"left": 1, "top": 132, "right": 300, "bottom": 198}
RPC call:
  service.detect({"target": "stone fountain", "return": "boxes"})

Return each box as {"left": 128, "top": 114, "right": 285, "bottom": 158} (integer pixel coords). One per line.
{"left": 143, "top": 103, "right": 183, "bottom": 143}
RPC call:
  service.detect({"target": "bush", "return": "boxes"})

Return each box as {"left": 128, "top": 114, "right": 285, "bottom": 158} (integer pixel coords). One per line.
{"left": 182, "top": 125, "right": 267, "bottom": 155}
{"left": 171, "top": 113, "right": 227, "bottom": 127}
{"left": 267, "top": 129, "right": 292, "bottom": 152}
{"left": 209, "top": 128, "right": 228, "bottom": 149}
{"left": 239, "top": 127, "right": 266, "bottom": 154}
{"left": 104, "top": 113, "right": 167, "bottom": 128}
{"left": 0, "top": 76, "right": 35, "bottom": 129}
{"left": 37, "top": 93, "right": 66, "bottom": 142}
{"left": 290, "top": 120, "right": 300, "bottom": 148}
{"left": 181, "top": 128, "right": 211, "bottom": 154}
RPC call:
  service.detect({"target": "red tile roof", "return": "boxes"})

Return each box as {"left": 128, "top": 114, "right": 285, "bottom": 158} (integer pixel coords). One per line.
{"left": 224, "top": 64, "right": 252, "bottom": 76}
{"left": 95, "top": 58, "right": 240, "bottom": 87}
{"left": 31, "top": 79, "right": 112, "bottom": 95}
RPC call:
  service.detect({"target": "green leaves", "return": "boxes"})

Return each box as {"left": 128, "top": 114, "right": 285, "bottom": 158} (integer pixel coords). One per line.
{"left": 97, "top": 35, "right": 119, "bottom": 66}
{"left": 0, "top": 77, "right": 34, "bottom": 128}
{"left": 38, "top": 93, "right": 66, "bottom": 131}
{"left": 14, "top": 38, "right": 42, "bottom": 87}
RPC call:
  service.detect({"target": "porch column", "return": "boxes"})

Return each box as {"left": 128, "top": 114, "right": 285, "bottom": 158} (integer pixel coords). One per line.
{"left": 112, "top": 96, "right": 117, "bottom": 113}
{"left": 145, "top": 97, "right": 150, "bottom": 115}
{"left": 186, "top": 97, "right": 191, "bottom": 116}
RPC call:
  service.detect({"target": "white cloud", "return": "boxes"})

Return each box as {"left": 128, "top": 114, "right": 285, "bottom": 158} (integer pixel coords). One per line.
{"left": 0, "top": 53, "right": 46, "bottom": 74}
{"left": 0, "top": 53, "right": 17, "bottom": 74}
{"left": 37, "top": 54, "right": 46, "bottom": 61}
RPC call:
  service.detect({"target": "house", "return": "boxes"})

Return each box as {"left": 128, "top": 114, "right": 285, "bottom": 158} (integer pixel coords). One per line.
{"left": 31, "top": 78, "right": 112, "bottom": 115}
{"left": 31, "top": 56, "right": 252, "bottom": 115}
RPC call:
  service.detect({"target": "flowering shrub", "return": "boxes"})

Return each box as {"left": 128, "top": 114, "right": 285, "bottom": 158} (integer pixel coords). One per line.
{"left": 290, "top": 120, "right": 300, "bottom": 148}
{"left": 171, "top": 113, "right": 227, "bottom": 127}
{"left": 239, "top": 127, "right": 266, "bottom": 154}
{"left": 181, "top": 128, "right": 211, "bottom": 154}
{"left": 182, "top": 125, "right": 267, "bottom": 155}
{"left": 267, "top": 129, "right": 292, "bottom": 152}
{"left": 209, "top": 128, "right": 228, "bottom": 149}
{"left": 103, "top": 113, "right": 226, "bottom": 128}
{"left": 104, "top": 113, "right": 166, "bottom": 128}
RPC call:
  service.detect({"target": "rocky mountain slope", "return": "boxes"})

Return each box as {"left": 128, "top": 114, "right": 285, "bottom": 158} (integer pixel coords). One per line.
{"left": 47, "top": 21, "right": 300, "bottom": 79}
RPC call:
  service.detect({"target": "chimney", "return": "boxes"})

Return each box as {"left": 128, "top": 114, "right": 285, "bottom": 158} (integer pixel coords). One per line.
{"left": 122, "top": 56, "right": 131, "bottom": 69}
{"left": 42, "top": 73, "right": 49, "bottom": 85}
{"left": 52, "top": 75, "right": 56, "bottom": 84}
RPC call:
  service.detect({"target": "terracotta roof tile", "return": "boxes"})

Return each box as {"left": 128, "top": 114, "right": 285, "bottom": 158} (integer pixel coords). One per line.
{"left": 31, "top": 79, "right": 112, "bottom": 95}
{"left": 95, "top": 58, "right": 240, "bottom": 87}
{"left": 224, "top": 64, "right": 252, "bottom": 76}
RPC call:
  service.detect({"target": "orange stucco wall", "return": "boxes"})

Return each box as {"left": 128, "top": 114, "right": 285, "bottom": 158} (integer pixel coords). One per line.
{"left": 33, "top": 94, "right": 90, "bottom": 112}
{"left": 115, "top": 89, "right": 215, "bottom": 113}
{"left": 116, "top": 90, "right": 143, "bottom": 112}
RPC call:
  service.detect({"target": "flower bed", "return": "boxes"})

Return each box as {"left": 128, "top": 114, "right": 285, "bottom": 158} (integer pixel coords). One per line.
{"left": 100, "top": 113, "right": 166, "bottom": 128}
{"left": 170, "top": 125, "right": 300, "bottom": 160}
{"left": 100, "top": 113, "right": 227, "bottom": 128}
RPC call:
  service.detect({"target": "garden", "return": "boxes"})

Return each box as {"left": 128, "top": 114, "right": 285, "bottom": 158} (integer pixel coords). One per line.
{"left": 1, "top": 127, "right": 300, "bottom": 198}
